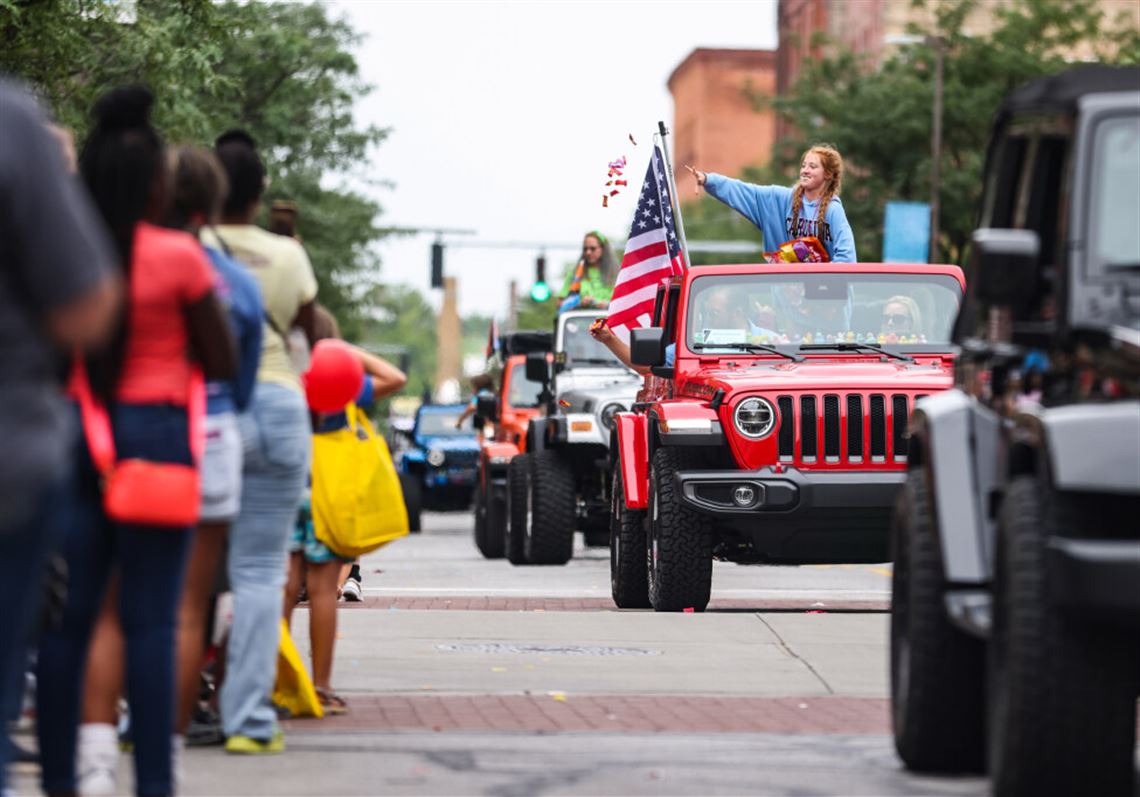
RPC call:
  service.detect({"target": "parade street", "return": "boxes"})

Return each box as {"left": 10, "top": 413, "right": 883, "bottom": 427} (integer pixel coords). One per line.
{"left": 193, "top": 512, "right": 985, "bottom": 797}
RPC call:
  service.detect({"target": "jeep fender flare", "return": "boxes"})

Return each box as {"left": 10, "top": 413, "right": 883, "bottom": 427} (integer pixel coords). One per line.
{"left": 911, "top": 389, "right": 1002, "bottom": 585}
{"left": 527, "top": 418, "right": 550, "bottom": 453}
{"left": 614, "top": 412, "right": 649, "bottom": 510}
{"left": 1027, "top": 400, "right": 1140, "bottom": 495}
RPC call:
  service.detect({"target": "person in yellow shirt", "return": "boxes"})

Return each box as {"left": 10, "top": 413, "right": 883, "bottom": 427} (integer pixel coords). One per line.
{"left": 204, "top": 129, "right": 318, "bottom": 755}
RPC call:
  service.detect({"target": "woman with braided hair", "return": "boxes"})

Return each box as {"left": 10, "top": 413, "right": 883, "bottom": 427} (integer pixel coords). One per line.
{"left": 686, "top": 144, "right": 857, "bottom": 263}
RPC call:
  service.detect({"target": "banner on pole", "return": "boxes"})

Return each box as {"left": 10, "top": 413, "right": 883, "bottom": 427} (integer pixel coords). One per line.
{"left": 883, "top": 201, "right": 931, "bottom": 263}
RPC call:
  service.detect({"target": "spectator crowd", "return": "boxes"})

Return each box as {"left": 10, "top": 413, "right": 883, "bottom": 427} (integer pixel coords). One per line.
{"left": 1, "top": 80, "right": 406, "bottom": 796}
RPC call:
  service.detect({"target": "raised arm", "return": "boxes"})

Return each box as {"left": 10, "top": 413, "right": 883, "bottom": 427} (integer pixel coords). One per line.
{"left": 348, "top": 344, "right": 407, "bottom": 400}
{"left": 589, "top": 319, "right": 650, "bottom": 376}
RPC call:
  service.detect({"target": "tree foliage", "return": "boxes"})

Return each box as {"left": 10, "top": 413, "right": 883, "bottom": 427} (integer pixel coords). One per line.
{"left": 741, "top": 0, "right": 1139, "bottom": 264}
{"left": 1, "top": 0, "right": 402, "bottom": 339}
{"left": 357, "top": 284, "right": 437, "bottom": 402}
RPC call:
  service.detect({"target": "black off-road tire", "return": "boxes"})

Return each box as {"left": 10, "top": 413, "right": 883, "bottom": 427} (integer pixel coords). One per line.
{"left": 890, "top": 469, "right": 985, "bottom": 773}
{"left": 473, "top": 481, "right": 487, "bottom": 549}
{"left": 988, "top": 476, "right": 1139, "bottom": 797}
{"left": 505, "top": 455, "right": 530, "bottom": 565}
{"left": 524, "top": 450, "right": 576, "bottom": 565}
{"left": 473, "top": 480, "right": 504, "bottom": 559}
{"left": 487, "top": 482, "right": 508, "bottom": 559}
{"left": 583, "top": 530, "right": 610, "bottom": 548}
{"left": 646, "top": 447, "right": 712, "bottom": 611}
{"left": 610, "top": 458, "right": 650, "bottom": 609}
{"left": 399, "top": 471, "right": 422, "bottom": 533}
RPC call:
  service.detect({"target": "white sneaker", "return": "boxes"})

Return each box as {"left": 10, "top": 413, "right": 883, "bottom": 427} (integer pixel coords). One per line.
{"left": 77, "top": 723, "right": 119, "bottom": 797}
{"left": 342, "top": 577, "right": 362, "bottom": 602}
{"left": 172, "top": 734, "right": 185, "bottom": 796}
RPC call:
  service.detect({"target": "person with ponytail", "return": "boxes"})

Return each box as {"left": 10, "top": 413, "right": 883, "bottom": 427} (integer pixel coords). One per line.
{"left": 686, "top": 145, "right": 857, "bottom": 263}
{"left": 35, "top": 85, "right": 235, "bottom": 797}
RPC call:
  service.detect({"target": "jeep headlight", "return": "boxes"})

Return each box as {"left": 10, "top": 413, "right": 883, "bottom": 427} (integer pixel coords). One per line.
{"left": 427, "top": 449, "right": 446, "bottom": 467}
{"left": 599, "top": 402, "right": 624, "bottom": 430}
{"left": 733, "top": 397, "right": 776, "bottom": 439}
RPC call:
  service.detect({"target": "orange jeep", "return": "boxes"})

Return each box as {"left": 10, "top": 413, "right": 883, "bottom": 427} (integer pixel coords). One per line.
{"left": 473, "top": 331, "right": 550, "bottom": 561}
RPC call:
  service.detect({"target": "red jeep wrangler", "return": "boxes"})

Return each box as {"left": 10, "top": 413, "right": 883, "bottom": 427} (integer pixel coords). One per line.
{"left": 610, "top": 262, "right": 965, "bottom": 611}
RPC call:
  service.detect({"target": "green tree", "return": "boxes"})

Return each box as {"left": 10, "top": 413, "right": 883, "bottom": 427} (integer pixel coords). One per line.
{"left": 514, "top": 296, "right": 558, "bottom": 333}
{"left": 679, "top": 195, "right": 764, "bottom": 265}
{"left": 357, "top": 284, "right": 437, "bottom": 401}
{"left": 1, "top": 0, "right": 390, "bottom": 337}
{"left": 744, "top": 0, "right": 1139, "bottom": 264}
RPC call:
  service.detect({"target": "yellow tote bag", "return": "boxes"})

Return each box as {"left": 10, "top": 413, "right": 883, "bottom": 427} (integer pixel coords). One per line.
{"left": 311, "top": 403, "right": 409, "bottom": 559}
{"left": 272, "top": 619, "right": 323, "bottom": 719}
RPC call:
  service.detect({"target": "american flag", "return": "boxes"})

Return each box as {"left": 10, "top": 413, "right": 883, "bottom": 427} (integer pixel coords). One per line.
{"left": 605, "top": 145, "right": 686, "bottom": 343}
{"left": 485, "top": 317, "right": 500, "bottom": 358}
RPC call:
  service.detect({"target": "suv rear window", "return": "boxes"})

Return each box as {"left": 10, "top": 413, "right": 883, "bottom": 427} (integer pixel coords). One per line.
{"left": 1089, "top": 115, "right": 1140, "bottom": 274}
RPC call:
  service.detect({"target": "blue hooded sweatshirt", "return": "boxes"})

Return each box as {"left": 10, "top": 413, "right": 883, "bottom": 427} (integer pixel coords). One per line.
{"left": 705, "top": 174, "right": 857, "bottom": 263}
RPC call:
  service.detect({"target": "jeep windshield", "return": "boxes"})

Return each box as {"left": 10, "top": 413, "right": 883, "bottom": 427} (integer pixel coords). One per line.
{"left": 685, "top": 272, "right": 962, "bottom": 354}
{"left": 1089, "top": 115, "right": 1140, "bottom": 282}
{"left": 507, "top": 362, "right": 543, "bottom": 408}
{"left": 417, "top": 412, "right": 474, "bottom": 437}
{"left": 560, "top": 315, "right": 625, "bottom": 367}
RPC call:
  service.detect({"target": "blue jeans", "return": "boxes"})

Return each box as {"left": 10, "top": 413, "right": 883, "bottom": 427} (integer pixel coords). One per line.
{"left": 0, "top": 472, "right": 72, "bottom": 794}
{"left": 220, "top": 383, "right": 310, "bottom": 741}
{"left": 36, "top": 403, "right": 193, "bottom": 797}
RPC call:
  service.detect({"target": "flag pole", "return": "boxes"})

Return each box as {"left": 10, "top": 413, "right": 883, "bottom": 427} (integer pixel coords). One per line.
{"left": 656, "top": 120, "right": 692, "bottom": 270}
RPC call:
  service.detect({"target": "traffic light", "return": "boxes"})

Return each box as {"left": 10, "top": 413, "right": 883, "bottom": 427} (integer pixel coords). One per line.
{"left": 430, "top": 242, "right": 444, "bottom": 288}
{"left": 530, "top": 254, "right": 550, "bottom": 302}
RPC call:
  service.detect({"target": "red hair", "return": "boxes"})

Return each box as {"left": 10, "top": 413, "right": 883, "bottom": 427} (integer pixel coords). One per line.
{"left": 789, "top": 144, "right": 844, "bottom": 242}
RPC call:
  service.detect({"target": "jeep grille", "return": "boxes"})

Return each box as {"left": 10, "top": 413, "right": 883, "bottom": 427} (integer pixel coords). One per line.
{"left": 775, "top": 392, "right": 929, "bottom": 467}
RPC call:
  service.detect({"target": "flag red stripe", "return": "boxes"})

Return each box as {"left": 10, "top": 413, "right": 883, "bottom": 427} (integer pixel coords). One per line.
{"left": 619, "top": 241, "right": 668, "bottom": 268}
{"left": 610, "top": 267, "right": 671, "bottom": 300}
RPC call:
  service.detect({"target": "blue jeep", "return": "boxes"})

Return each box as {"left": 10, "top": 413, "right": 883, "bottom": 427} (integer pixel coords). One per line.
{"left": 395, "top": 403, "right": 480, "bottom": 531}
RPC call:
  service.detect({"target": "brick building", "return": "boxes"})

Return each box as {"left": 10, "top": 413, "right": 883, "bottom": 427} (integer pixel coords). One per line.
{"left": 667, "top": 48, "right": 777, "bottom": 202}
{"left": 777, "top": 0, "right": 1140, "bottom": 137}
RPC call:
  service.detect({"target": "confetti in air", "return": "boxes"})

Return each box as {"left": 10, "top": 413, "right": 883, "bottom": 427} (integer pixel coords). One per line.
{"left": 602, "top": 155, "right": 628, "bottom": 207}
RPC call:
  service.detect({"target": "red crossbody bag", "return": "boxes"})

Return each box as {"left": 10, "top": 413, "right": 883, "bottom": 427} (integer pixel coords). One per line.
{"left": 71, "top": 358, "right": 205, "bottom": 528}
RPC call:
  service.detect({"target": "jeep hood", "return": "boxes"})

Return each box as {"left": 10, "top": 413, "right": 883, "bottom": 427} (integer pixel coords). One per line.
{"left": 415, "top": 435, "right": 481, "bottom": 452}
{"left": 555, "top": 367, "right": 642, "bottom": 398}
{"left": 678, "top": 357, "right": 953, "bottom": 396}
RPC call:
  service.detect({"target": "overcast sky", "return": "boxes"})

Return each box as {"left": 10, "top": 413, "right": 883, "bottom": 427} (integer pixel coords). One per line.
{"left": 328, "top": 0, "right": 778, "bottom": 318}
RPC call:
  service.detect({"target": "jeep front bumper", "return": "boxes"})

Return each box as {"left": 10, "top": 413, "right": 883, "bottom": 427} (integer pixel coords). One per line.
{"left": 675, "top": 467, "right": 906, "bottom": 516}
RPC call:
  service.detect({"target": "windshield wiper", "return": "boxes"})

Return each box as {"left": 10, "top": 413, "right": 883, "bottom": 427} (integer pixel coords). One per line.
{"left": 798, "top": 342, "right": 914, "bottom": 363}
{"left": 692, "top": 342, "right": 803, "bottom": 362}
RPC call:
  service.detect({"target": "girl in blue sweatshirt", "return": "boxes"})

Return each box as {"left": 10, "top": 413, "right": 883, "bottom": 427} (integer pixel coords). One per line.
{"left": 686, "top": 144, "right": 857, "bottom": 263}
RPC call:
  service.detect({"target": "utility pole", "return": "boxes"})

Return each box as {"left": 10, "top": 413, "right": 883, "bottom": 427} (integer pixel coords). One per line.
{"left": 508, "top": 279, "right": 518, "bottom": 331}
{"left": 434, "top": 276, "right": 462, "bottom": 402}
{"left": 929, "top": 35, "right": 944, "bottom": 264}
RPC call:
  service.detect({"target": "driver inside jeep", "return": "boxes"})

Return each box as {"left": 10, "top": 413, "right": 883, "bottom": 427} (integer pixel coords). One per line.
{"left": 692, "top": 276, "right": 947, "bottom": 346}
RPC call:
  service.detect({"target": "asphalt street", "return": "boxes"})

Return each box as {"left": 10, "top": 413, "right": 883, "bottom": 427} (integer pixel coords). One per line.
{"left": 14, "top": 510, "right": 994, "bottom": 796}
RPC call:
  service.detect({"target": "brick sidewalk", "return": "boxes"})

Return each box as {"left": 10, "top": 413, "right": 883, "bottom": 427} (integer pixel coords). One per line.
{"left": 345, "top": 596, "right": 888, "bottom": 612}
{"left": 283, "top": 694, "right": 890, "bottom": 736}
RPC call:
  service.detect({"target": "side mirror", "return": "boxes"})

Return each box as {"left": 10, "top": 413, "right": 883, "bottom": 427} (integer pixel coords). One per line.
{"left": 525, "top": 351, "right": 549, "bottom": 384}
{"left": 476, "top": 393, "right": 498, "bottom": 423}
{"left": 630, "top": 327, "right": 666, "bottom": 367}
{"left": 971, "top": 228, "right": 1040, "bottom": 313}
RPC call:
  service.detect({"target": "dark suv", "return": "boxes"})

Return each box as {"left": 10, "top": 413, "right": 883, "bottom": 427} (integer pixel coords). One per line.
{"left": 889, "top": 66, "right": 1140, "bottom": 797}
